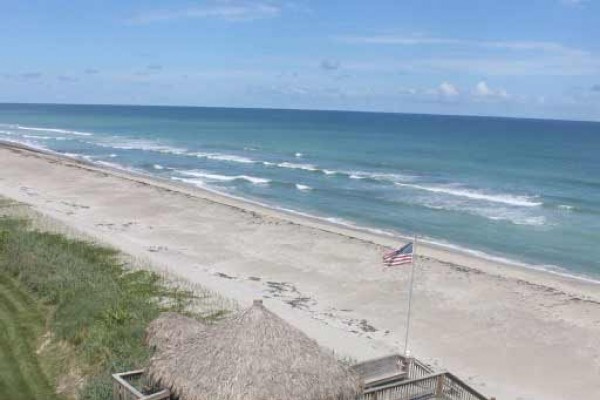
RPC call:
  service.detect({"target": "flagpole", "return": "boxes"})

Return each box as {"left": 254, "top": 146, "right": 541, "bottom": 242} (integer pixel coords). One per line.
{"left": 403, "top": 234, "right": 417, "bottom": 356}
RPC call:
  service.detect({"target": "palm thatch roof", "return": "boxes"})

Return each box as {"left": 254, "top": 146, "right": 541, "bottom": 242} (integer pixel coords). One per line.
{"left": 145, "top": 312, "right": 205, "bottom": 351}
{"left": 147, "top": 300, "right": 361, "bottom": 400}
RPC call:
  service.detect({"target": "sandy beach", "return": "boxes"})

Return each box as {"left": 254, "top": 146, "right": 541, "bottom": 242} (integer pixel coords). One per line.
{"left": 1, "top": 142, "right": 599, "bottom": 400}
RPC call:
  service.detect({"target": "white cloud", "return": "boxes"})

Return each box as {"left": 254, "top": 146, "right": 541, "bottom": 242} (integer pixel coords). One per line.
{"left": 473, "top": 81, "right": 510, "bottom": 100}
{"left": 129, "top": 1, "right": 281, "bottom": 24}
{"left": 475, "top": 81, "right": 493, "bottom": 96}
{"left": 335, "top": 35, "right": 588, "bottom": 57}
{"left": 438, "top": 82, "right": 460, "bottom": 97}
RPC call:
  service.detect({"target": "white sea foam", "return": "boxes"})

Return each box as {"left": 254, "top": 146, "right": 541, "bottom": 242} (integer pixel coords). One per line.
{"left": 416, "top": 196, "right": 547, "bottom": 226}
{"left": 295, "top": 184, "right": 312, "bottom": 191}
{"left": 421, "top": 237, "right": 600, "bottom": 284}
{"left": 60, "top": 152, "right": 94, "bottom": 162}
{"left": 153, "top": 164, "right": 164, "bottom": 170}
{"left": 171, "top": 177, "right": 206, "bottom": 187}
{"left": 194, "top": 153, "right": 255, "bottom": 164}
{"left": 95, "top": 160, "right": 125, "bottom": 169}
{"left": 558, "top": 204, "right": 574, "bottom": 211}
{"left": 277, "top": 162, "right": 319, "bottom": 171}
{"left": 175, "top": 170, "right": 270, "bottom": 185}
{"left": 346, "top": 171, "right": 415, "bottom": 182}
{"left": 21, "top": 134, "right": 60, "bottom": 140}
{"left": 16, "top": 125, "right": 94, "bottom": 136}
{"left": 97, "top": 140, "right": 189, "bottom": 155}
{"left": 486, "top": 214, "right": 547, "bottom": 226}
{"left": 395, "top": 183, "right": 541, "bottom": 207}
{"left": 0, "top": 137, "right": 50, "bottom": 152}
{"left": 295, "top": 152, "right": 303, "bottom": 158}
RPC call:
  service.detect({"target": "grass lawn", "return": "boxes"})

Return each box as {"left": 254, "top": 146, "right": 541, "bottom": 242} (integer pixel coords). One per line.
{"left": 0, "top": 273, "right": 60, "bottom": 400}
{"left": 0, "top": 210, "right": 231, "bottom": 399}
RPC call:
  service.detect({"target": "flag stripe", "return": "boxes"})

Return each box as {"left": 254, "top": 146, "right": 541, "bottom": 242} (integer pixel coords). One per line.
{"left": 382, "top": 242, "right": 414, "bottom": 267}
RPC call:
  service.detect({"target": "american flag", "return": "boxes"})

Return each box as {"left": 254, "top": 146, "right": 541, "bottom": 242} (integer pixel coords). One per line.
{"left": 383, "top": 242, "right": 414, "bottom": 267}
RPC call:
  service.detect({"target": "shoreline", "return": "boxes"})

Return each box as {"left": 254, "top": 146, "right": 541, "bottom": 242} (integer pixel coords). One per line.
{"left": 1, "top": 141, "right": 599, "bottom": 400}
{"left": 4, "top": 139, "right": 599, "bottom": 294}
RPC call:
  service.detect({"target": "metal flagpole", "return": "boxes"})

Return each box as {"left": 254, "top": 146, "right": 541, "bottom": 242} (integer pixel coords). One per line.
{"left": 403, "top": 234, "right": 417, "bottom": 356}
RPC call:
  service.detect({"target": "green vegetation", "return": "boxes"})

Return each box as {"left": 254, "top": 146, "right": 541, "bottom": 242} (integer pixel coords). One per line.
{"left": 0, "top": 213, "right": 231, "bottom": 399}
{"left": 0, "top": 274, "right": 60, "bottom": 400}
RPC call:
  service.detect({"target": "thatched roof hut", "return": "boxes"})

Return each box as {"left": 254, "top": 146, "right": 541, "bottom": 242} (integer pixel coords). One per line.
{"left": 147, "top": 300, "right": 361, "bottom": 400}
{"left": 145, "top": 312, "right": 205, "bottom": 351}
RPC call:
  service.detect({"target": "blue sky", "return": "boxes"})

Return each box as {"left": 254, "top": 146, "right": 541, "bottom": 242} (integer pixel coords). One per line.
{"left": 1, "top": 0, "right": 599, "bottom": 120}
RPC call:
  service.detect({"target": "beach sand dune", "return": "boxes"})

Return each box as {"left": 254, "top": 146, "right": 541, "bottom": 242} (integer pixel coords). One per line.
{"left": 1, "top": 143, "right": 599, "bottom": 400}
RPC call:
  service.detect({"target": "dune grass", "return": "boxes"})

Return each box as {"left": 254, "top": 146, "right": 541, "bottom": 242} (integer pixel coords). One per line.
{"left": 0, "top": 213, "right": 233, "bottom": 399}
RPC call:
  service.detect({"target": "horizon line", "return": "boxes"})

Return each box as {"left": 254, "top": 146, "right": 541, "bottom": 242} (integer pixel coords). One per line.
{"left": 0, "top": 101, "right": 598, "bottom": 125}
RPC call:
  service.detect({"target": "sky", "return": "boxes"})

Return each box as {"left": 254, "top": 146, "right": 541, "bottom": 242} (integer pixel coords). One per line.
{"left": 1, "top": 0, "right": 599, "bottom": 121}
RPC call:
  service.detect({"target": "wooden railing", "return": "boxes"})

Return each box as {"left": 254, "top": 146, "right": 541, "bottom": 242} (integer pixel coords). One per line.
{"left": 112, "top": 370, "right": 170, "bottom": 400}
{"left": 406, "top": 357, "right": 435, "bottom": 380}
{"left": 361, "top": 373, "right": 441, "bottom": 400}
{"left": 358, "top": 371, "right": 489, "bottom": 400}
{"left": 437, "top": 372, "right": 490, "bottom": 400}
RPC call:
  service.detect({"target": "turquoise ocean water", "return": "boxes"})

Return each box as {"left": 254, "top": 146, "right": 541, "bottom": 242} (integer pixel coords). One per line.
{"left": 1, "top": 104, "right": 598, "bottom": 280}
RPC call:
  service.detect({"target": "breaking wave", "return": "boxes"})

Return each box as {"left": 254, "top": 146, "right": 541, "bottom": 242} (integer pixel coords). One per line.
{"left": 15, "top": 125, "right": 94, "bottom": 136}
{"left": 394, "top": 183, "right": 542, "bottom": 207}
{"left": 193, "top": 153, "right": 255, "bottom": 164}
{"left": 295, "top": 184, "right": 312, "bottom": 191}
{"left": 175, "top": 170, "right": 270, "bottom": 185}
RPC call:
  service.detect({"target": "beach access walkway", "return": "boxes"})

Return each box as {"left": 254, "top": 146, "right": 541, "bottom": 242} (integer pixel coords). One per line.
{"left": 353, "top": 355, "right": 492, "bottom": 400}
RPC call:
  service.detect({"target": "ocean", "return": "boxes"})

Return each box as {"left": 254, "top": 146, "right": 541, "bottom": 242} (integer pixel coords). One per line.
{"left": 1, "top": 103, "right": 599, "bottom": 281}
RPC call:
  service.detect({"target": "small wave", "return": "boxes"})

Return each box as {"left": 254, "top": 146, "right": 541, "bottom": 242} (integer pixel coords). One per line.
{"left": 422, "top": 238, "right": 600, "bottom": 285}
{"left": 22, "top": 134, "right": 57, "bottom": 140}
{"left": 97, "top": 140, "right": 189, "bottom": 155}
{"left": 16, "top": 125, "right": 94, "bottom": 136}
{"left": 153, "top": 164, "right": 165, "bottom": 170}
{"left": 95, "top": 160, "right": 125, "bottom": 169}
{"left": 346, "top": 171, "right": 415, "bottom": 183}
{"left": 194, "top": 153, "right": 255, "bottom": 164}
{"left": 295, "top": 152, "right": 303, "bottom": 158}
{"left": 0, "top": 137, "right": 50, "bottom": 152}
{"left": 416, "top": 197, "right": 547, "bottom": 226}
{"left": 295, "top": 184, "right": 312, "bottom": 191}
{"left": 557, "top": 204, "right": 574, "bottom": 211}
{"left": 487, "top": 215, "right": 547, "bottom": 226}
{"left": 175, "top": 170, "right": 270, "bottom": 185}
{"left": 171, "top": 177, "right": 206, "bottom": 187}
{"left": 395, "top": 183, "right": 541, "bottom": 207}
{"left": 276, "top": 162, "right": 319, "bottom": 172}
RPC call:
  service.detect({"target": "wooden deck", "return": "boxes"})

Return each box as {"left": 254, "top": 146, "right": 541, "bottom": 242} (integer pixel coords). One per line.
{"left": 352, "top": 355, "right": 491, "bottom": 400}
